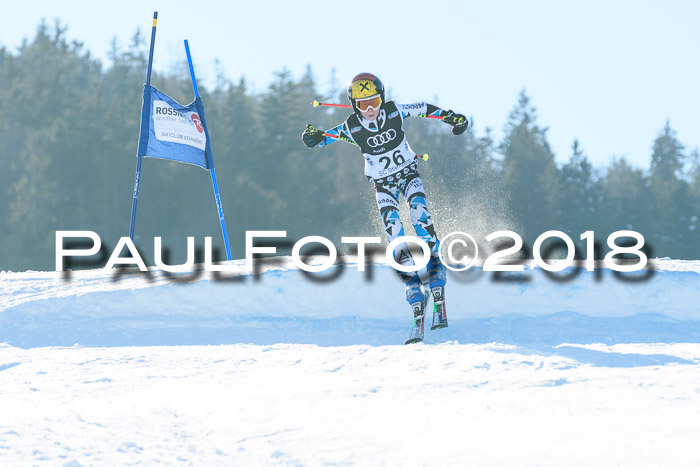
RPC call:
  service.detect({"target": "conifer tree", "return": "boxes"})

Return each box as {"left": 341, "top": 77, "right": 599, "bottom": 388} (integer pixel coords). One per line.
{"left": 500, "top": 91, "right": 559, "bottom": 243}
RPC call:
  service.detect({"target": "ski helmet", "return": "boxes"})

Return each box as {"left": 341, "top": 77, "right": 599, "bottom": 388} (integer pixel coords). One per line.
{"left": 347, "top": 73, "right": 385, "bottom": 114}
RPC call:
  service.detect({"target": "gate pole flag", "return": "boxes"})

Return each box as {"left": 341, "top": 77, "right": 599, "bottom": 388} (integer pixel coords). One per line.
{"left": 129, "top": 11, "right": 158, "bottom": 240}
{"left": 127, "top": 14, "right": 232, "bottom": 261}
{"left": 184, "top": 39, "right": 232, "bottom": 261}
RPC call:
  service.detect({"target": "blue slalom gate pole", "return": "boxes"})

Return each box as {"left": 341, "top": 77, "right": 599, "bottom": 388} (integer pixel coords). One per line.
{"left": 129, "top": 11, "right": 158, "bottom": 240}
{"left": 184, "top": 40, "right": 233, "bottom": 261}
{"left": 184, "top": 40, "right": 200, "bottom": 98}
{"left": 209, "top": 170, "right": 233, "bottom": 261}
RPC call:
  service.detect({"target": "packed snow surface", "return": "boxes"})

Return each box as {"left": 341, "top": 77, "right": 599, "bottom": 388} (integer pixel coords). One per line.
{"left": 1, "top": 258, "right": 700, "bottom": 465}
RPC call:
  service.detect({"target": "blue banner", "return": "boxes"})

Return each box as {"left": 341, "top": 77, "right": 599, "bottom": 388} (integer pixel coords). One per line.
{"left": 136, "top": 86, "right": 213, "bottom": 170}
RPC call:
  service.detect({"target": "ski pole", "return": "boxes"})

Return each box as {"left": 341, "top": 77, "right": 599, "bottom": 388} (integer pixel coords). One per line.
{"left": 312, "top": 100, "right": 350, "bottom": 109}
{"left": 312, "top": 100, "right": 444, "bottom": 121}
{"left": 317, "top": 127, "right": 429, "bottom": 161}
{"left": 322, "top": 130, "right": 358, "bottom": 146}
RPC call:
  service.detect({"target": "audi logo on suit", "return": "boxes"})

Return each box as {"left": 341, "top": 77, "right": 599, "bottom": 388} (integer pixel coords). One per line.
{"left": 366, "top": 129, "right": 397, "bottom": 148}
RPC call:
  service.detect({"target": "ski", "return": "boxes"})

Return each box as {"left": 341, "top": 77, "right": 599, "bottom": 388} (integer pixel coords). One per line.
{"left": 405, "top": 301, "right": 426, "bottom": 344}
{"left": 430, "top": 286, "right": 448, "bottom": 330}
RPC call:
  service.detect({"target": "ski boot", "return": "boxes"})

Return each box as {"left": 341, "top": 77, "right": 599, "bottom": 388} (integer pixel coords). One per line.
{"left": 427, "top": 256, "right": 447, "bottom": 289}
{"left": 427, "top": 257, "right": 448, "bottom": 330}
{"left": 404, "top": 274, "right": 426, "bottom": 345}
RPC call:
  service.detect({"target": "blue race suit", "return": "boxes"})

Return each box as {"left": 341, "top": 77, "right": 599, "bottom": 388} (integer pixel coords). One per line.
{"left": 316, "top": 101, "right": 448, "bottom": 300}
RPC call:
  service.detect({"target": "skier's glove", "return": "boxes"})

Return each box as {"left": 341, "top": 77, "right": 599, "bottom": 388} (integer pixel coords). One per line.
{"left": 442, "top": 110, "right": 469, "bottom": 135}
{"left": 302, "top": 124, "right": 325, "bottom": 148}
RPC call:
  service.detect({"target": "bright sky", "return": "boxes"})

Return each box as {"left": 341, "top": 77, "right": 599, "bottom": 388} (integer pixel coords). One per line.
{"left": 2, "top": 0, "right": 698, "bottom": 169}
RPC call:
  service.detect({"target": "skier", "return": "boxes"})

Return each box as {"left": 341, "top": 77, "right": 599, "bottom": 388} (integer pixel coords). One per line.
{"left": 301, "top": 73, "right": 469, "bottom": 344}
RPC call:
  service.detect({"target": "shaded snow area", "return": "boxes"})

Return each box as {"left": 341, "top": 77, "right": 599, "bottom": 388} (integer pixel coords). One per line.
{"left": 1, "top": 258, "right": 700, "bottom": 465}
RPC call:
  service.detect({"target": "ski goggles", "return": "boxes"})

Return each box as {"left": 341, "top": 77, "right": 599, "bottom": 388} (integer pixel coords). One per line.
{"left": 356, "top": 95, "right": 382, "bottom": 112}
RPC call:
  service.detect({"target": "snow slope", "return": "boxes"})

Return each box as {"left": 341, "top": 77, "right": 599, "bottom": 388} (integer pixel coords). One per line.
{"left": 1, "top": 258, "right": 700, "bottom": 465}
{"left": 1, "top": 257, "right": 699, "bottom": 348}
{"left": 2, "top": 342, "right": 700, "bottom": 466}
